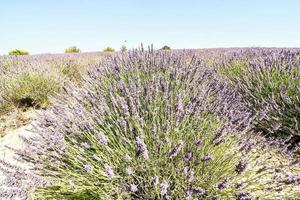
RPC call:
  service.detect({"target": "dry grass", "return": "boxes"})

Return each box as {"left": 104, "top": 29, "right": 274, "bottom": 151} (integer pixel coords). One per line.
{"left": 0, "top": 108, "right": 35, "bottom": 138}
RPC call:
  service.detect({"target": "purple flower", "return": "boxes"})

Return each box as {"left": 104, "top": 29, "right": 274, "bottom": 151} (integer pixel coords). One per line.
{"left": 124, "top": 154, "right": 132, "bottom": 162}
{"left": 84, "top": 164, "right": 93, "bottom": 173}
{"left": 193, "top": 187, "right": 205, "bottom": 196}
{"left": 237, "top": 192, "right": 253, "bottom": 200}
{"left": 185, "top": 188, "right": 193, "bottom": 198}
{"left": 104, "top": 164, "right": 114, "bottom": 178}
{"left": 194, "top": 139, "right": 203, "bottom": 147}
{"left": 187, "top": 169, "right": 195, "bottom": 182}
{"left": 160, "top": 180, "right": 169, "bottom": 196}
{"left": 217, "top": 179, "right": 228, "bottom": 190}
{"left": 130, "top": 184, "right": 138, "bottom": 193}
{"left": 235, "top": 182, "right": 243, "bottom": 189}
{"left": 183, "top": 152, "right": 192, "bottom": 161}
{"left": 151, "top": 176, "right": 159, "bottom": 186}
{"left": 284, "top": 173, "right": 300, "bottom": 185}
{"left": 95, "top": 132, "right": 107, "bottom": 145}
{"left": 202, "top": 155, "right": 213, "bottom": 162}
{"left": 185, "top": 187, "right": 205, "bottom": 198}
{"left": 169, "top": 140, "right": 183, "bottom": 159}
{"left": 183, "top": 166, "right": 189, "bottom": 176}
{"left": 212, "top": 195, "right": 221, "bottom": 200}
{"left": 182, "top": 166, "right": 194, "bottom": 182}
{"left": 126, "top": 167, "right": 133, "bottom": 175}
{"left": 236, "top": 160, "right": 247, "bottom": 174}
{"left": 135, "top": 135, "right": 149, "bottom": 160}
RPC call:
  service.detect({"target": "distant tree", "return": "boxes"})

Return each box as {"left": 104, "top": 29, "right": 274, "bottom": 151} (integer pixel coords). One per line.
{"left": 120, "top": 45, "right": 127, "bottom": 52}
{"left": 103, "top": 47, "right": 115, "bottom": 52}
{"left": 161, "top": 45, "right": 171, "bottom": 50}
{"left": 8, "top": 49, "right": 29, "bottom": 55}
{"left": 65, "top": 46, "right": 81, "bottom": 53}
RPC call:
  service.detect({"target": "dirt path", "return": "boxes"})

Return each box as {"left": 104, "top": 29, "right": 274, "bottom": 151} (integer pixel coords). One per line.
{"left": 0, "top": 109, "right": 37, "bottom": 185}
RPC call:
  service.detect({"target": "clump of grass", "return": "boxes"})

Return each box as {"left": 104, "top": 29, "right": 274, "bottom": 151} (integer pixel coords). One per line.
{"left": 221, "top": 51, "right": 300, "bottom": 137}
{"left": 59, "top": 60, "right": 84, "bottom": 84}
{"left": 0, "top": 72, "right": 60, "bottom": 113}
{"left": 8, "top": 49, "right": 29, "bottom": 55}
{"left": 65, "top": 46, "right": 81, "bottom": 53}
{"left": 1, "top": 49, "right": 299, "bottom": 199}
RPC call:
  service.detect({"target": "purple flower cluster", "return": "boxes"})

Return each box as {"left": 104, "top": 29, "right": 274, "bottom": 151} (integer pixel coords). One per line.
{"left": 135, "top": 135, "right": 149, "bottom": 160}
{"left": 236, "top": 160, "right": 248, "bottom": 174}
{"left": 169, "top": 140, "right": 183, "bottom": 159}
{"left": 237, "top": 192, "right": 253, "bottom": 200}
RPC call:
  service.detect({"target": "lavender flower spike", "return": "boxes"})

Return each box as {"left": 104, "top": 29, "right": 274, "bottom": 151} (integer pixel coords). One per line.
{"left": 135, "top": 135, "right": 149, "bottom": 160}
{"left": 169, "top": 140, "right": 183, "bottom": 159}
{"left": 160, "top": 180, "right": 169, "bottom": 196}
{"left": 104, "top": 164, "right": 115, "bottom": 178}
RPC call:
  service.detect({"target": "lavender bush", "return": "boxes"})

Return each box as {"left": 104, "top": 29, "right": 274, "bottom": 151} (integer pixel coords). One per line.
{"left": 1, "top": 49, "right": 299, "bottom": 199}
{"left": 221, "top": 50, "right": 300, "bottom": 137}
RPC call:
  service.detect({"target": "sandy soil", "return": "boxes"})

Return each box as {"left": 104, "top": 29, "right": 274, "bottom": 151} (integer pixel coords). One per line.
{"left": 0, "top": 109, "right": 37, "bottom": 185}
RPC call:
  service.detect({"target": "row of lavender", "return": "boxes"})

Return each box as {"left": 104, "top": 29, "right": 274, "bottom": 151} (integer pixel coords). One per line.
{"left": 219, "top": 48, "right": 300, "bottom": 138}
{"left": 0, "top": 48, "right": 299, "bottom": 199}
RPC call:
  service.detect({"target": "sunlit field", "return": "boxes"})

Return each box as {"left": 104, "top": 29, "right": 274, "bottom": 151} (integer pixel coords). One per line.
{"left": 0, "top": 47, "right": 299, "bottom": 199}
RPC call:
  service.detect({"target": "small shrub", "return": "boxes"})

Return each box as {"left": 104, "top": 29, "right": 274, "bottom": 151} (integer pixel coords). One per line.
{"left": 103, "top": 47, "right": 115, "bottom": 52}
{"left": 65, "top": 46, "right": 81, "bottom": 53}
{"left": 8, "top": 49, "right": 29, "bottom": 55}
{"left": 161, "top": 45, "right": 171, "bottom": 50}
{"left": 120, "top": 45, "right": 127, "bottom": 52}
{"left": 59, "top": 60, "right": 84, "bottom": 84}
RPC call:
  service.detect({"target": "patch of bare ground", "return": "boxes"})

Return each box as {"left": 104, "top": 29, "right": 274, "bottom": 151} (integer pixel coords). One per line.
{"left": 0, "top": 109, "right": 37, "bottom": 190}
{"left": 0, "top": 109, "right": 36, "bottom": 138}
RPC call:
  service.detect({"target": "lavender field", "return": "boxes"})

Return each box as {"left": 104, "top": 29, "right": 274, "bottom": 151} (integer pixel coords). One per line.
{"left": 0, "top": 48, "right": 299, "bottom": 199}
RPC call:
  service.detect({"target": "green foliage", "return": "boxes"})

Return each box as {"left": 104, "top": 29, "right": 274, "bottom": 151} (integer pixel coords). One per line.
{"left": 59, "top": 60, "right": 84, "bottom": 84}
{"left": 8, "top": 49, "right": 29, "bottom": 55}
{"left": 161, "top": 45, "right": 171, "bottom": 50}
{"left": 0, "top": 72, "right": 60, "bottom": 113}
{"left": 120, "top": 45, "right": 127, "bottom": 52}
{"left": 220, "top": 60, "right": 249, "bottom": 81}
{"left": 65, "top": 46, "right": 81, "bottom": 53}
{"left": 103, "top": 47, "right": 115, "bottom": 52}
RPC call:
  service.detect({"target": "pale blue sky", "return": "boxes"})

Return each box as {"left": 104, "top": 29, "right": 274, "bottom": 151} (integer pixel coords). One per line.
{"left": 0, "top": 0, "right": 300, "bottom": 54}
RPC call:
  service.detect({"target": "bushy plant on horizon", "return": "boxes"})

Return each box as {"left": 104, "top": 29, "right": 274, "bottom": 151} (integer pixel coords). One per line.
{"left": 103, "top": 47, "right": 115, "bottom": 52}
{"left": 221, "top": 50, "right": 300, "bottom": 138}
{"left": 0, "top": 49, "right": 299, "bottom": 199}
{"left": 65, "top": 46, "right": 81, "bottom": 53}
{"left": 8, "top": 49, "right": 29, "bottom": 55}
{"left": 161, "top": 45, "right": 171, "bottom": 50}
{"left": 121, "top": 45, "right": 127, "bottom": 52}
